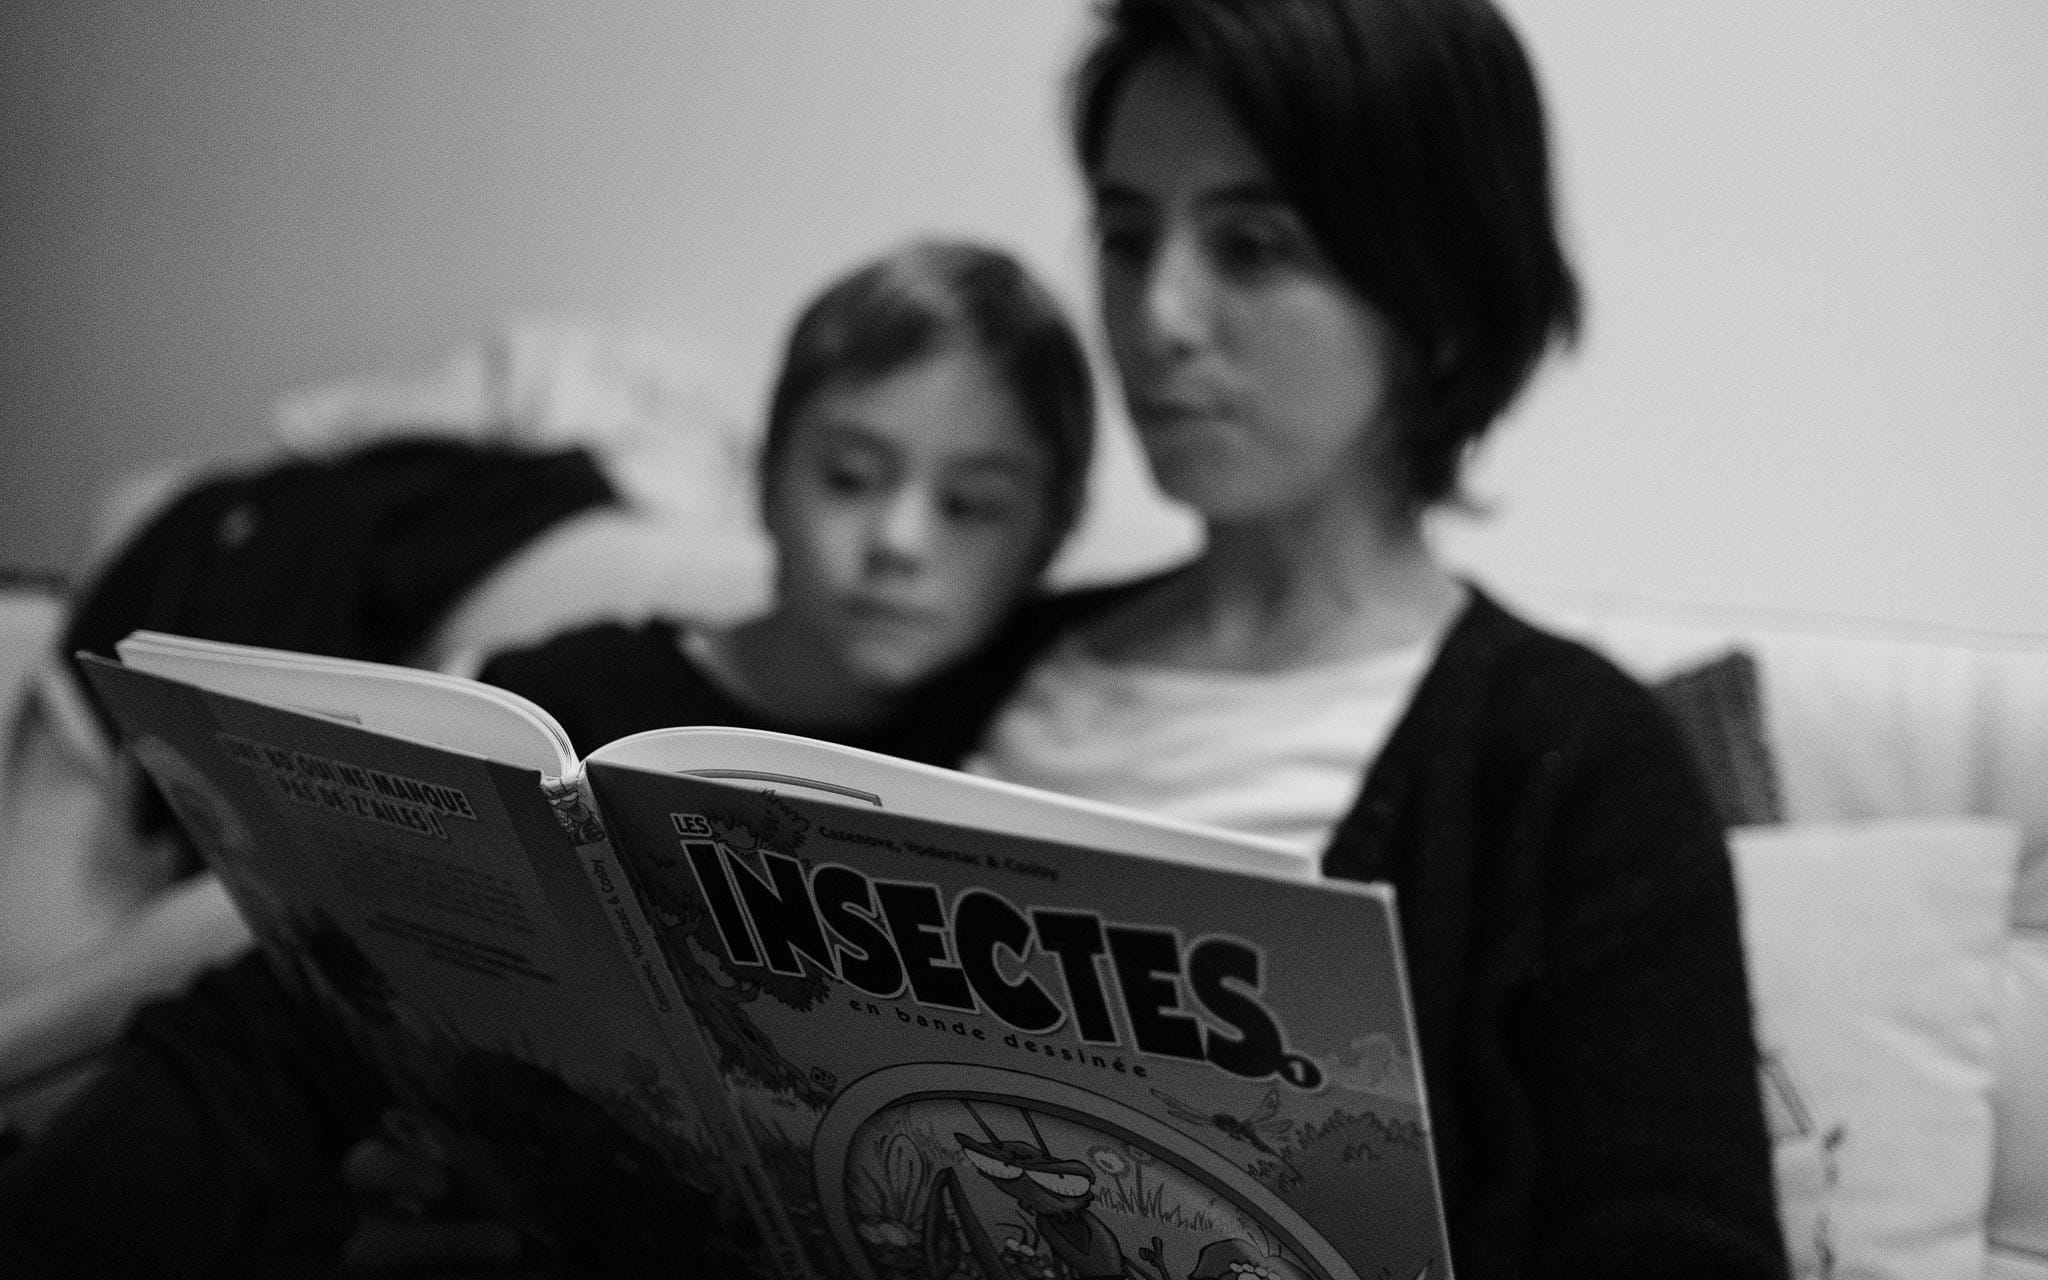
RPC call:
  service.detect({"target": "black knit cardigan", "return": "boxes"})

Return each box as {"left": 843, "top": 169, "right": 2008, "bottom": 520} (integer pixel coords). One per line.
{"left": 1319, "top": 587, "right": 1786, "bottom": 1279}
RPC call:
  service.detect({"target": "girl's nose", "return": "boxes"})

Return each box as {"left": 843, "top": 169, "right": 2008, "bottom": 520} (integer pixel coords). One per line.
{"left": 868, "top": 484, "right": 936, "bottom": 570}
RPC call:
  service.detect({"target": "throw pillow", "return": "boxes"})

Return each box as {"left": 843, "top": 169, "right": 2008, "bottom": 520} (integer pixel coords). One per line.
{"left": 1653, "top": 648, "right": 1783, "bottom": 827}
{"left": 1731, "top": 817, "right": 2021, "bottom": 1280}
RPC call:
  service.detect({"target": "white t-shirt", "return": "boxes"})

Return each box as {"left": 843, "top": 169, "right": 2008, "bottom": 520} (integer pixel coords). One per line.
{"left": 965, "top": 632, "right": 1442, "bottom": 863}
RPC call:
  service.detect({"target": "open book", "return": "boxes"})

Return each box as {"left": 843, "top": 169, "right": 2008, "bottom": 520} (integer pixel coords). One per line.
{"left": 84, "top": 632, "right": 1451, "bottom": 1280}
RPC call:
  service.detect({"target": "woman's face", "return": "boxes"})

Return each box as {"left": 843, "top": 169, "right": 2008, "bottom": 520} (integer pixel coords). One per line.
{"left": 764, "top": 348, "right": 1055, "bottom": 694}
{"left": 1090, "top": 53, "right": 1404, "bottom": 524}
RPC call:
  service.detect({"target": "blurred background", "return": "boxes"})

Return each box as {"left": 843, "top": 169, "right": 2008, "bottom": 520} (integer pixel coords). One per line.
{"left": 4, "top": 0, "right": 2044, "bottom": 632}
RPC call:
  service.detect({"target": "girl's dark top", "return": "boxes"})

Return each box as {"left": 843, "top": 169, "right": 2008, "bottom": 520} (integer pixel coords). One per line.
{"left": 476, "top": 614, "right": 1064, "bottom": 769}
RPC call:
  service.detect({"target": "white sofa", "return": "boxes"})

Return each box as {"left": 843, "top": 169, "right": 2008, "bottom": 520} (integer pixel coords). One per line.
{"left": 3, "top": 571, "right": 2043, "bottom": 1278}
{"left": 1508, "top": 587, "right": 2048, "bottom": 1280}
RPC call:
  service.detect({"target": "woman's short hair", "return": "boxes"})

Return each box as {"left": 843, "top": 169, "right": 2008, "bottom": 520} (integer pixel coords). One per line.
{"left": 761, "top": 240, "right": 1096, "bottom": 563}
{"left": 1072, "top": 0, "right": 1582, "bottom": 508}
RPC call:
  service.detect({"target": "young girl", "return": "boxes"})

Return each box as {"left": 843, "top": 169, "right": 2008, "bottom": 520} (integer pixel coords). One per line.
{"left": 0, "top": 238, "right": 1099, "bottom": 1278}
{"left": 480, "top": 237, "right": 1093, "bottom": 766}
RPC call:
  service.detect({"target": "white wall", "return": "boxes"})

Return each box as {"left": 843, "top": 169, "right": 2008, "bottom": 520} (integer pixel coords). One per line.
{"left": 3, "top": 2, "right": 2044, "bottom": 634}
{"left": 0, "top": 0, "right": 1117, "bottom": 570}
{"left": 1444, "top": 2, "right": 2048, "bottom": 636}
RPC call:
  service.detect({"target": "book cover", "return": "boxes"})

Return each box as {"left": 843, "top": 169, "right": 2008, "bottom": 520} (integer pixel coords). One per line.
{"left": 86, "top": 636, "right": 1451, "bottom": 1279}
{"left": 82, "top": 658, "right": 776, "bottom": 1275}
{"left": 587, "top": 757, "right": 1452, "bottom": 1280}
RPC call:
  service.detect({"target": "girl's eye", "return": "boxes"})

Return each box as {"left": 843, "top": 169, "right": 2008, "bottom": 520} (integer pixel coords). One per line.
{"left": 819, "top": 451, "right": 889, "bottom": 495}
{"left": 943, "top": 493, "right": 1007, "bottom": 525}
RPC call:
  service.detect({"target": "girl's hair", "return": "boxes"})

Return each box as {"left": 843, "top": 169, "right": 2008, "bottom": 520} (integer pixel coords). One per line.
{"left": 1071, "top": 0, "right": 1581, "bottom": 508}
{"left": 761, "top": 240, "right": 1096, "bottom": 567}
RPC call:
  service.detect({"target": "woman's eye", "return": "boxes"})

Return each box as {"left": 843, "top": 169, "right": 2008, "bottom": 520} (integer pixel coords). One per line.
{"left": 1094, "top": 220, "right": 1155, "bottom": 270}
{"left": 1211, "top": 220, "right": 1301, "bottom": 278}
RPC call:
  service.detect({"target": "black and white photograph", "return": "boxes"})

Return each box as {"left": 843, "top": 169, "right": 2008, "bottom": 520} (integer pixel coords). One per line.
{"left": 2, "top": 4, "right": 2043, "bottom": 1278}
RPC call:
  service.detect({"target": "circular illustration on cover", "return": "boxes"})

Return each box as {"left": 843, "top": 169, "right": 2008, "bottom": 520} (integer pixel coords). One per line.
{"left": 813, "top": 1064, "right": 1366, "bottom": 1280}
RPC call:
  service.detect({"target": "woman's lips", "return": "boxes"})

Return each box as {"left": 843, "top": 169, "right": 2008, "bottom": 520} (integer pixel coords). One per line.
{"left": 1130, "top": 402, "right": 1231, "bottom": 448}
{"left": 841, "top": 596, "right": 939, "bottom": 631}
{"left": 1128, "top": 394, "right": 1225, "bottom": 430}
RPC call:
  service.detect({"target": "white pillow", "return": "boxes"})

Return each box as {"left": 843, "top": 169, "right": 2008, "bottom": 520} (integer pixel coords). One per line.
{"left": 1731, "top": 817, "right": 2022, "bottom": 1280}
{"left": 418, "top": 506, "right": 776, "bottom": 678}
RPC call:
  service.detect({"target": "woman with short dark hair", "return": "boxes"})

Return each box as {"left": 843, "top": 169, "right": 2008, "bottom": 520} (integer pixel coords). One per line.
{"left": 965, "top": 1, "right": 1787, "bottom": 1275}
{"left": 1069, "top": 0, "right": 1581, "bottom": 513}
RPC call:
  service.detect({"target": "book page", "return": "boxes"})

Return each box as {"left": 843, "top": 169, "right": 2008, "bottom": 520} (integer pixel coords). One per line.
{"left": 587, "top": 725, "right": 1313, "bottom": 881}
{"left": 115, "top": 630, "right": 576, "bottom": 776}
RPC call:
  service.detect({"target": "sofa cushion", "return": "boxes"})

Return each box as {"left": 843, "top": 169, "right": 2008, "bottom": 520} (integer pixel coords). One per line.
{"left": 1991, "top": 928, "right": 2048, "bottom": 1266}
{"left": 1742, "top": 628, "right": 2048, "bottom": 935}
{"left": 1989, "top": 1250, "right": 2048, "bottom": 1280}
{"left": 1732, "top": 817, "right": 2021, "bottom": 1280}
{"left": 1509, "top": 588, "right": 2048, "bottom": 932}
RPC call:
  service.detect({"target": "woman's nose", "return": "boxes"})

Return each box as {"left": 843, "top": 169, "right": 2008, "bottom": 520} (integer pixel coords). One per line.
{"left": 1140, "top": 232, "right": 1211, "bottom": 355}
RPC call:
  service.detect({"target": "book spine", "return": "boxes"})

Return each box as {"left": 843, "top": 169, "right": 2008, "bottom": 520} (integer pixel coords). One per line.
{"left": 544, "top": 778, "right": 816, "bottom": 1280}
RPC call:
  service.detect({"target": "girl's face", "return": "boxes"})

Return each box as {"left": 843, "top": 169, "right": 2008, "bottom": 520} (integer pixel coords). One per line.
{"left": 763, "top": 348, "right": 1055, "bottom": 694}
{"left": 1090, "top": 53, "right": 1405, "bottom": 525}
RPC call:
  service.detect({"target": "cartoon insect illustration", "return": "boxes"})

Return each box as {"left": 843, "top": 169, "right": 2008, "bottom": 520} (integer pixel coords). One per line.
{"left": 922, "top": 1101, "right": 1170, "bottom": 1280}
{"left": 1149, "top": 1085, "right": 1293, "bottom": 1159}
